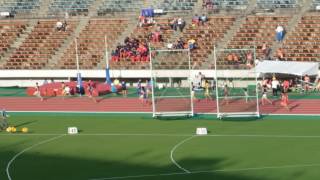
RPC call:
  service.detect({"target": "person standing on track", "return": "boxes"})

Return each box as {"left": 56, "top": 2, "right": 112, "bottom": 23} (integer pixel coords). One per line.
{"left": 280, "top": 82, "right": 290, "bottom": 111}
{"left": 0, "top": 109, "right": 8, "bottom": 130}
{"left": 221, "top": 84, "right": 229, "bottom": 105}
{"left": 204, "top": 80, "right": 211, "bottom": 102}
{"left": 33, "top": 82, "right": 43, "bottom": 101}
{"left": 261, "top": 86, "right": 273, "bottom": 105}
{"left": 87, "top": 80, "right": 97, "bottom": 103}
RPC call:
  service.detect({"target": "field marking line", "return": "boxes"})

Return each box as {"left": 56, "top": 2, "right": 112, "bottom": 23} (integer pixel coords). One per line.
{"left": 2, "top": 133, "right": 320, "bottom": 138}
{"left": 6, "top": 134, "right": 66, "bottom": 180}
{"left": 170, "top": 136, "right": 196, "bottom": 173}
{"left": 7, "top": 111, "right": 320, "bottom": 116}
{"left": 89, "top": 163, "right": 320, "bottom": 180}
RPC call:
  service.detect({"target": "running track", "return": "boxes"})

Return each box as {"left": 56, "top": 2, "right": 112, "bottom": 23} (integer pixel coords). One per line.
{"left": 0, "top": 97, "right": 319, "bottom": 115}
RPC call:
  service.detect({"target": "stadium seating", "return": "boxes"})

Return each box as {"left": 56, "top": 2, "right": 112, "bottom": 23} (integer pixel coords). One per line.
{"left": 0, "top": 0, "right": 40, "bottom": 14}
{"left": 58, "top": 19, "right": 128, "bottom": 69}
{"left": 48, "top": 0, "right": 95, "bottom": 16}
{"left": 206, "top": 0, "right": 249, "bottom": 10}
{"left": 311, "top": 0, "right": 320, "bottom": 10}
{"left": 97, "top": 0, "right": 144, "bottom": 15}
{"left": 154, "top": 0, "right": 198, "bottom": 11}
{"left": 4, "top": 20, "right": 78, "bottom": 69}
{"left": 0, "top": 20, "right": 27, "bottom": 58}
{"left": 108, "top": 18, "right": 176, "bottom": 70}
{"left": 282, "top": 15, "right": 320, "bottom": 62}
{"left": 257, "top": 0, "right": 299, "bottom": 9}
{"left": 227, "top": 16, "right": 290, "bottom": 61}
{"left": 183, "top": 16, "right": 236, "bottom": 69}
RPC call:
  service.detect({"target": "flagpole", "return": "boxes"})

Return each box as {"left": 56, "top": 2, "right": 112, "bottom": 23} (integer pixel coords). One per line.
{"left": 75, "top": 38, "right": 80, "bottom": 73}
{"left": 105, "top": 35, "right": 109, "bottom": 69}
{"left": 75, "top": 38, "right": 83, "bottom": 95}
{"left": 105, "top": 35, "right": 112, "bottom": 84}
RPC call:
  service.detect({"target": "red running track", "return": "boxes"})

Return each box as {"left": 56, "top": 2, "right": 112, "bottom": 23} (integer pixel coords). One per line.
{"left": 0, "top": 97, "right": 320, "bottom": 115}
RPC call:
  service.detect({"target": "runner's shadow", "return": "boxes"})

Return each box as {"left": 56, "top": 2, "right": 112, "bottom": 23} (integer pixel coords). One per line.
{"left": 14, "top": 120, "right": 38, "bottom": 128}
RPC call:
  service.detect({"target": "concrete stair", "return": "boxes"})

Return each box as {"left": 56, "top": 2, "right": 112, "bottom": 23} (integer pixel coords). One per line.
{"left": 0, "top": 19, "right": 38, "bottom": 67}
{"left": 88, "top": 0, "right": 105, "bottom": 17}
{"left": 37, "top": 0, "right": 54, "bottom": 17}
{"left": 45, "top": 18, "right": 90, "bottom": 69}
{"left": 269, "top": 0, "right": 313, "bottom": 59}
{"left": 96, "top": 19, "right": 138, "bottom": 68}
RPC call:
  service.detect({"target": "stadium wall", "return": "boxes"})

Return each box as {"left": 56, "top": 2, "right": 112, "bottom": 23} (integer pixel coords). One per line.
{"left": 0, "top": 69, "right": 319, "bottom": 87}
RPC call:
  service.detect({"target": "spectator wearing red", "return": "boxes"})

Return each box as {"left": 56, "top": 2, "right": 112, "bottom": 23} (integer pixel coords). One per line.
{"left": 246, "top": 51, "right": 253, "bottom": 68}
{"left": 192, "top": 14, "right": 200, "bottom": 26}
{"left": 276, "top": 48, "right": 284, "bottom": 60}
{"left": 227, "top": 53, "right": 233, "bottom": 63}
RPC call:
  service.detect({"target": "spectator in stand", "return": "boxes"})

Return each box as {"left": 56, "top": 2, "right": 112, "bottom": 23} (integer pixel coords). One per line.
{"left": 188, "top": 38, "right": 196, "bottom": 50}
{"left": 232, "top": 53, "right": 239, "bottom": 64}
{"left": 174, "top": 38, "right": 185, "bottom": 49}
{"left": 177, "top": 17, "right": 185, "bottom": 32}
{"left": 261, "top": 42, "right": 267, "bottom": 58}
{"left": 62, "top": 20, "right": 67, "bottom": 32}
{"left": 203, "top": 0, "right": 213, "bottom": 9}
{"left": 275, "top": 24, "right": 285, "bottom": 42}
{"left": 200, "top": 14, "right": 208, "bottom": 25}
{"left": 167, "top": 41, "right": 173, "bottom": 49}
{"left": 138, "top": 15, "right": 146, "bottom": 27}
{"left": 170, "top": 18, "right": 178, "bottom": 31}
{"left": 56, "top": 20, "right": 63, "bottom": 31}
{"left": 276, "top": 48, "right": 284, "bottom": 60}
{"left": 151, "top": 30, "right": 162, "bottom": 43}
{"left": 192, "top": 14, "right": 200, "bottom": 26}
{"left": 111, "top": 50, "right": 119, "bottom": 62}
{"left": 246, "top": 51, "right": 253, "bottom": 68}
{"left": 227, "top": 53, "right": 233, "bottom": 63}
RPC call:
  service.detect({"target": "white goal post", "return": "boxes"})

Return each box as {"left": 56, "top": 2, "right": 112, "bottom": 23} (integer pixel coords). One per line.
{"left": 213, "top": 47, "right": 260, "bottom": 119}
{"left": 149, "top": 48, "right": 194, "bottom": 118}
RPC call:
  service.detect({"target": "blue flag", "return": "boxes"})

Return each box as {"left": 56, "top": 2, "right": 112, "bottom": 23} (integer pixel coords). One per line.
{"left": 77, "top": 73, "right": 82, "bottom": 88}
{"left": 105, "top": 67, "right": 112, "bottom": 85}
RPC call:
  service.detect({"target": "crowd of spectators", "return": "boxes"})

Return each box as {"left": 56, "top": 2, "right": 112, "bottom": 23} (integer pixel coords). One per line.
{"left": 111, "top": 37, "right": 149, "bottom": 62}
{"left": 192, "top": 14, "right": 208, "bottom": 26}
{"left": 169, "top": 17, "right": 186, "bottom": 32}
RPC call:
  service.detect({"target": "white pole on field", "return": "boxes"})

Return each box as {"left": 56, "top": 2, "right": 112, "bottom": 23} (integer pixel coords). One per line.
{"left": 105, "top": 35, "right": 109, "bottom": 69}
{"left": 75, "top": 38, "right": 80, "bottom": 73}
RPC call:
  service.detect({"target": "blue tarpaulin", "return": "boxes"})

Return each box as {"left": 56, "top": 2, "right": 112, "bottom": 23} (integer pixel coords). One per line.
{"left": 141, "top": 8, "right": 154, "bottom": 17}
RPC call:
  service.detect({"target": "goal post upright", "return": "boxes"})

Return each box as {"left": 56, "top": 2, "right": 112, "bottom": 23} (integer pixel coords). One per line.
{"left": 213, "top": 46, "right": 221, "bottom": 119}
{"left": 187, "top": 48, "right": 194, "bottom": 117}
{"left": 149, "top": 48, "right": 194, "bottom": 118}
{"left": 214, "top": 47, "right": 260, "bottom": 119}
{"left": 149, "top": 45, "right": 156, "bottom": 118}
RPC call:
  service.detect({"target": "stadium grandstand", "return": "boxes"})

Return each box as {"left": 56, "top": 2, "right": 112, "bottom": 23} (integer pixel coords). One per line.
{"left": 1, "top": 1, "right": 320, "bottom": 179}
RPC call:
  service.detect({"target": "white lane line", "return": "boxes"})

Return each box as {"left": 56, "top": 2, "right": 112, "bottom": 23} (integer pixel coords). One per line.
{"left": 2, "top": 133, "right": 320, "bottom": 138}
{"left": 89, "top": 163, "right": 320, "bottom": 180}
{"left": 170, "top": 136, "right": 196, "bottom": 173}
{"left": 6, "top": 134, "right": 66, "bottom": 180}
